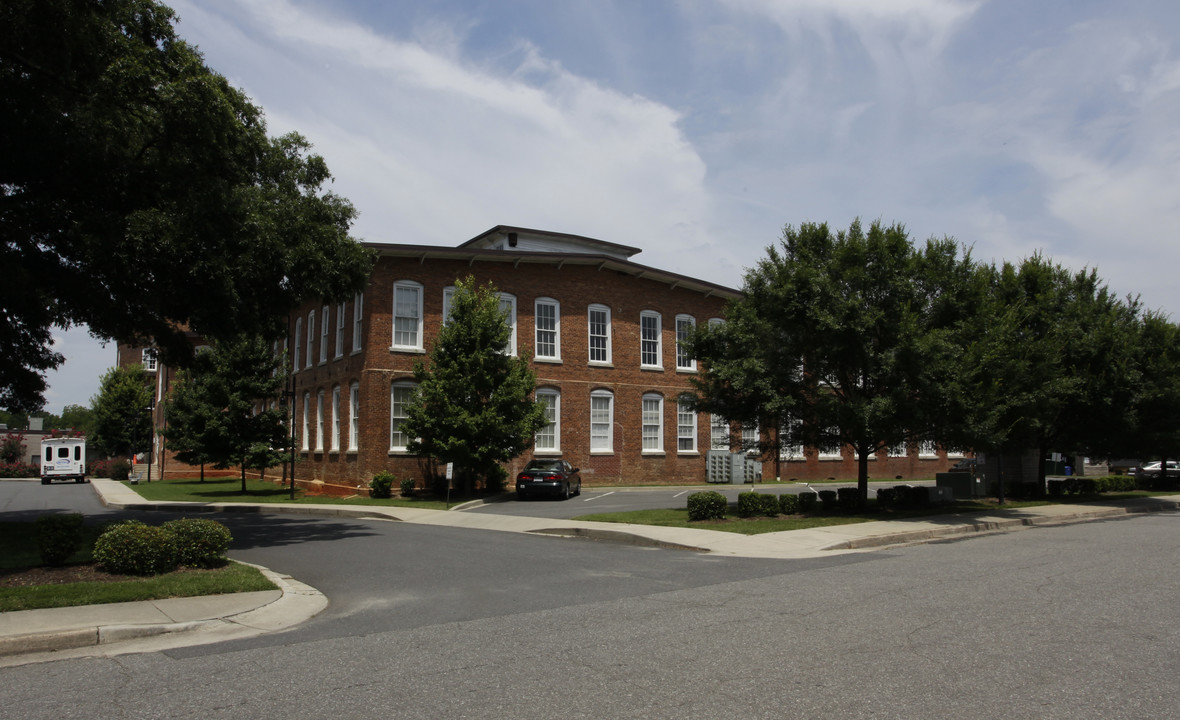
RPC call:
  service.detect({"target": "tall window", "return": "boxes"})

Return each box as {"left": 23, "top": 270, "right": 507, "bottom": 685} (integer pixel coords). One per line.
{"left": 294, "top": 317, "right": 302, "bottom": 374}
{"left": 301, "top": 392, "right": 310, "bottom": 451}
{"left": 640, "top": 311, "right": 662, "bottom": 368}
{"left": 141, "top": 348, "right": 157, "bottom": 372}
{"left": 535, "top": 389, "right": 560, "bottom": 452}
{"left": 535, "top": 298, "right": 560, "bottom": 360}
{"left": 590, "top": 390, "right": 614, "bottom": 452}
{"left": 349, "top": 382, "right": 360, "bottom": 451}
{"left": 392, "top": 281, "right": 423, "bottom": 350}
{"left": 305, "top": 310, "right": 315, "bottom": 369}
{"left": 499, "top": 293, "right": 517, "bottom": 356}
{"left": 352, "top": 292, "right": 364, "bottom": 352}
{"left": 918, "top": 439, "right": 938, "bottom": 457}
{"left": 742, "top": 424, "right": 759, "bottom": 454}
{"left": 320, "top": 306, "right": 329, "bottom": 363}
{"left": 315, "top": 389, "right": 325, "bottom": 451}
{"left": 390, "top": 382, "right": 415, "bottom": 451}
{"left": 779, "top": 416, "right": 805, "bottom": 459}
{"left": 677, "top": 396, "right": 697, "bottom": 452}
{"left": 441, "top": 286, "right": 455, "bottom": 325}
{"left": 330, "top": 385, "right": 341, "bottom": 452}
{"left": 335, "top": 303, "right": 346, "bottom": 358}
{"left": 642, "top": 393, "right": 664, "bottom": 452}
{"left": 675, "top": 315, "right": 696, "bottom": 371}
{"left": 588, "top": 304, "right": 611, "bottom": 364}
{"left": 710, "top": 414, "right": 730, "bottom": 450}
{"left": 817, "top": 427, "right": 842, "bottom": 458}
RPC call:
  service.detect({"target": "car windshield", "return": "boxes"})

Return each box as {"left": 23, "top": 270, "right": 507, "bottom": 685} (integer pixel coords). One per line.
{"left": 524, "top": 460, "right": 563, "bottom": 471}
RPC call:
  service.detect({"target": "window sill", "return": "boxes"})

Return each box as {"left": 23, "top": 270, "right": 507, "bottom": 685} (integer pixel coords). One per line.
{"left": 677, "top": 451, "right": 700, "bottom": 457}
{"left": 641, "top": 451, "right": 665, "bottom": 457}
{"left": 350, "top": 348, "right": 363, "bottom": 356}
{"left": 640, "top": 365, "right": 664, "bottom": 372}
{"left": 588, "top": 361, "right": 614, "bottom": 368}
{"left": 389, "top": 346, "right": 426, "bottom": 354}
{"left": 534, "top": 357, "right": 563, "bottom": 364}
{"left": 388, "top": 449, "right": 416, "bottom": 456}
{"left": 675, "top": 367, "right": 698, "bottom": 374}
{"left": 590, "top": 450, "right": 614, "bottom": 456}
{"left": 533, "top": 449, "right": 562, "bottom": 456}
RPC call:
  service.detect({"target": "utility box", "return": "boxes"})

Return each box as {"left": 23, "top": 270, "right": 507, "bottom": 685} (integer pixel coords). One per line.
{"left": 936, "top": 471, "right": 987, "bottom": 499}
{"left": 706, "top": 451, "right": 731, "bottom": 484}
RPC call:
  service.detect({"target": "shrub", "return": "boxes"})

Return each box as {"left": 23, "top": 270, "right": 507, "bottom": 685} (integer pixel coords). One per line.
{"left": 36, "top": 513, "right": 85, "bottom": 566}
{"left": 737, "top": 491, "right": 765, "bottom": 518}
{"left": 369, "top": 471, "right": 395, "bottom": 499}
{"left": 836, "top": 487, "right": 860, "bottom": 511}
{"left": 876, "top": 487, "right": 897, "bottom": 507}
{"left": 817, "top": 489, "right": 838, "bottom": 512}
{"left": 485, "top": 465, "right": 508, "bottom": 492}
{"left": 687, "top": 490, "right": 727, "bottom": 521}
{"left": 91, "top": 459, "right": 132, "bottom": 481}
{"left": 93, "top": 521, "right": 178, "bottom": 575}
{"left": 798, "top": 491, "right": 818, "bottom": 513}
{"left": 399, "top": 476, "right": 415, "bottom": 497}
{"left": 779, "top": 493, "right": 800, "bottom": 515}
{"left": 893, "top": 485, "right": 914, "bottom": 507}
{"left": 1047, "top": 479, "right": 1065, "bottom": 497}
{"left": 0, "top": 461, "right": 39, "bottom": 478}
{"left": 163, "top": 518, "right": 232, "bottom": 568}
{"left": 911, "top": 485, "right": 930, "bottom": 507}
{"left": 756, "top": 493, "right": 780, "bottom": 517}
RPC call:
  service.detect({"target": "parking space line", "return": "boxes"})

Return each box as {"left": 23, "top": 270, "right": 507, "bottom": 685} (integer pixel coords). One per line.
{"left": 673, "top": 490, "right": 690, "bottom": 498}
{"left": 583, "top": 491, "right": 615, "bottom": 502}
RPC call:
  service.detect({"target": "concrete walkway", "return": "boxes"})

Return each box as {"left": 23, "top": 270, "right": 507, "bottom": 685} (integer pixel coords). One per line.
{"left": 2, "top": 479, "right": 1177, "bottom": 663}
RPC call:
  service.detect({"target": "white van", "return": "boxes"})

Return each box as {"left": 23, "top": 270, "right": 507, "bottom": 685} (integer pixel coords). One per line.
{"left": 40, "top": 437, "right": 87, "bottom": 484}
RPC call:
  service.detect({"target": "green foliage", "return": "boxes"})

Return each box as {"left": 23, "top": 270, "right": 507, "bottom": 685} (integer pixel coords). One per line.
{"left": 162, "top": 518, "right": 232, "bottom": 568}
{"left": 91, "top": 365, "right": 153, "bottom": 458}
{"left": 876, "top": 487, "right": 898, "bottom": 506}
{"left": 836, "top": 487, "right": 861, "bottom": 511}
{"left": 798, "top": 491, "right": 818, "bottom": 512}
{"left": 402, "top": 277, "right": 548, "bottom": 488}
{"left": 779, "top": 493, "right": 801, "bottom": 515}
{"left": 687, "top": 490, "right": 727, "bottom": 521}
{"left": 89, "top": 459, "right": 132, "bottom": 481}
{"left": 93, "top": 521, "right": 179, "bottom": 576}
{"left": 0, "top": 0, "right": 372, "bottom": 411}
{"left": 399, "top": 476, "right": 415, "bottom": 497}
{"left": 0, "top": 461, "right": 38, "bottom": 478}
{"left": 689, "top": 219, "right": 977, "bottom": 504}
{"left": 737, "top": 491, "right": 780, "bottom": 518}
{"left": 817, "top": 489, "right": 838, "bottom": 512}
{"left": 36, "top": 513, "right": 85, "bottom": 566}
{"left": 162, "top": 336, "right": 287, "bottom": 492}
{"left": 369, "top": 471, "right": 395, "bottom": 499}
{"left": 0, "top": 432, "right": 25, "bottom": 463}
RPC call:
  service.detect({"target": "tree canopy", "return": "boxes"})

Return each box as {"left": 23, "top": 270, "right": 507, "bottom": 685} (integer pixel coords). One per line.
{"left": 401, "top": 276, "right": 547, "bottom": 491}
{"left": 91, "top": 364, "right": 153, "bottom": 459}
{"left": 690, "top": 219, "right": 977, "bottom": 502}
{"left": 0, "top": 0, "right": 373, "bottom": 411}
{"left": 162, "top": 336, "right": 287, "bottom": 491}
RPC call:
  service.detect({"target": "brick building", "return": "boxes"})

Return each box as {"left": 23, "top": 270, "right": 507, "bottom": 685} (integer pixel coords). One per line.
{"left": 126, "top": 225, "right": 959, "bottom": 492}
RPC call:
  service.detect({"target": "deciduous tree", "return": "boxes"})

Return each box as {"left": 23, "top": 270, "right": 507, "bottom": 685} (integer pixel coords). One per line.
{"left": 91, "top": 364, "right": 153, "bottom": 459}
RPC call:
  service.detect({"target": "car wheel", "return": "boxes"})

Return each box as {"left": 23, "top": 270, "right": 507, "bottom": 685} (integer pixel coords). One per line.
{"left": 574, "top": 481, "right": 581, "bottom": 496}
{"left": 562, "top": 483, "right": 570, "bottom": 500}
{"left": 41, "top": 478, "right": 49, "bottom": 485}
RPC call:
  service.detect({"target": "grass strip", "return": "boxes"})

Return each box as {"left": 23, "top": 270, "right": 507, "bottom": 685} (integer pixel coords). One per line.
{"left": 0, "top": 561, "right": 276, "bottom": 612}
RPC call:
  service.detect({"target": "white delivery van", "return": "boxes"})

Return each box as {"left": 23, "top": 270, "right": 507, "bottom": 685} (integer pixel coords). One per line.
{"left": 40, "top": 437, "right": 87, "bottom": 484}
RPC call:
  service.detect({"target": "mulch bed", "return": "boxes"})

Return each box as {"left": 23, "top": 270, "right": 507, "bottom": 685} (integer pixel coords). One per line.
{"left": 0, "top": 564, "right": 144, "bottom": 587}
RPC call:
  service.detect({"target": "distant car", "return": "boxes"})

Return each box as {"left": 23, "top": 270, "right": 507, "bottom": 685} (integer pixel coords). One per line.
{"left": 949, "top": 458, "right": 979, "bottom": 473}
{"left": 516, "top": 459, "right": 581, "bottom": 500}
{"left": 1131, "top": 461, "right": 1180, "bottom": 480}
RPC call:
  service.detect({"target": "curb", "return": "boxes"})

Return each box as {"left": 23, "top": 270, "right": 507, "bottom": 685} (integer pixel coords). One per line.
{"left": 0, "top": 564, "right": 326, "bottom": 659}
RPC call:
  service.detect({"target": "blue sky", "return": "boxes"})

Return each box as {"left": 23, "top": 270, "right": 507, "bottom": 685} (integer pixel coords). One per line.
{"left": 42, "top": 0, "right": 1180, "bottom": 412}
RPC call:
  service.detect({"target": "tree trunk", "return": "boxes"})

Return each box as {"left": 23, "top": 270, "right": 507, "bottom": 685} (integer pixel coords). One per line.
{"left": 857, "top": 449, "right": 870, "bottom": 505}
{"left": 240, "top": 462, "right": 247, "bottom": 493}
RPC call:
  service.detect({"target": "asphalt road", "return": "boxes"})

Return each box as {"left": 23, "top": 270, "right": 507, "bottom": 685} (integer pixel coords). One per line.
{"left": 3, "top": 481, "right": 1178, "bottom": 719}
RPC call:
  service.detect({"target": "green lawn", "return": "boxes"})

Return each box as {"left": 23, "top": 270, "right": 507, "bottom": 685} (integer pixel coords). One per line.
{"left": 126, "top": 475, "right": 465, "bottom": 510}
{"left": 0, "top": 519, "right": 276, "bottom": 611}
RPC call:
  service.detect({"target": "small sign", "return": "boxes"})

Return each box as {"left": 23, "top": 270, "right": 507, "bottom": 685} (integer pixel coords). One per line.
{"left": 445, "top": 462, "right": 454, "bottom": 480}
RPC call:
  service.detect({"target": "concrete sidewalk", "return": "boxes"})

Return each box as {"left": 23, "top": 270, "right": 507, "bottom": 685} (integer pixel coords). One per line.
{"left": 2, "top": 479, "right": 1177, "bottom": 663}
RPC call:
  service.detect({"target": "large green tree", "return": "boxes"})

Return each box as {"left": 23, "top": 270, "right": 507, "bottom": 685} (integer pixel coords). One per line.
{"left": 401, "top": 277, "right": 547, "bottom": 492}
{"left": 690, "top": 219, "right": 976, "bottom": 503}
{"left": 162, "top": 336, "right": 287, "bottom": 492}
{"left": 0, "top": 0, "right": 373, "bottom": 411}
{"left": 91, "top": 364, "right": 153, "bottom": 459}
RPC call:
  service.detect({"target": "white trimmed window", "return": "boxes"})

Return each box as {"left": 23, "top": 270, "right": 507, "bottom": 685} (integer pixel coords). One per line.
{"left": 918, "top": 440, "right": 939, "bottom": 457}
{"left": 390, "top": 382, "right": 415, "bottom": 452}
{"left": 535, "top": 388, "right": 560, "bottom": 452}
{"left": 141, "top": 348, "right": 158, "bottom": 372}
{"left": 392, "top": 281, "right": 423, "bottom": 350}
{"left": 330, "top": 385, "right": 341, "bottom": 452}
{"left": 306, "top": 310, "right": 315, "bottom": 369}
{"left": 778, "top": 417, "right": 805, "bottom": 459}
{"left": 335, "top": 303, "right": 346, "bottom": 358}
{"left": 640, "top": 311, "right": 662, "bottom": 368}
{"left": 588, "top": 304, "right": 611, "bottom": 364}
{"left": 499, "top": 293, "right": 517, "bottom": 356}
{"left": 320, "top": 305, "right": 329, "bottom": 364}
{"left": 348, "top": 382, "right": 360, "bottom": 451}
{"left": 710, "top": 414, "right": 730, "bottom": 450}
{"left": 442, "top": 286, "right": 455, "bottom": 326}
{"left": 315, "top": 389, "right": 325, "bottom": 452}
{"left": 675, "top": 315, "right": 696, "bottom": 371}
{"left": 642, "top": 393, "right": 664, "bottom": 453}
{"left": 677, "top": 396, "right": 697, "bottom": 453}
{"left": 590, "top": 390, "right": 614, "bottom": 452}
{"left": 741, "top": 423, "right": 759, "bottom": 454}
{"left": 535, "top": 298, "right": 560, "bottom": 360}
{"left": 352, "top": 292, "right": 363, "bottom": 352}
{"left": 301, "top": 391, "right": 310, "bottom": 451}
{"left": 817, "top": 427, "right": 842, "bottom": 459}
{"left": 293, "top": 317, "right": 302, "bottom": 374}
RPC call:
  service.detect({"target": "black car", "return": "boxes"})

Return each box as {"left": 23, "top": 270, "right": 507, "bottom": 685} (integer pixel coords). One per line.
{"left": 516, "top": 459, "right": 582, "bottom": 500}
